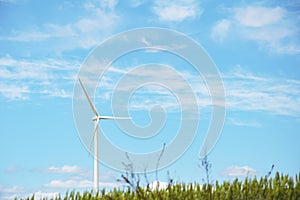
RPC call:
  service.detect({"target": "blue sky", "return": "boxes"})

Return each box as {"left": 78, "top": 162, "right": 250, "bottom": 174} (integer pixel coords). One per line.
{"left": 1, "top": 0, "right": 300, "bottom": 199}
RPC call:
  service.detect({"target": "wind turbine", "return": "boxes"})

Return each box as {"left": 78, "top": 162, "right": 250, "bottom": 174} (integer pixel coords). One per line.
{"left": 78, "top": 78, "right": 131, "bottom": 190}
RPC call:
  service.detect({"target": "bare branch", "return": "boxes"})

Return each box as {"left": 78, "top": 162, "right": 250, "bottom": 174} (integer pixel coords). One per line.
{"left": 200, "top": 154, "right": 212, "bottom": 185}
{"left": 265, "top": 164, "right": 275, "bottom": 179}
{"left": 156, "top": 143, "right": 166, "bottom": 181}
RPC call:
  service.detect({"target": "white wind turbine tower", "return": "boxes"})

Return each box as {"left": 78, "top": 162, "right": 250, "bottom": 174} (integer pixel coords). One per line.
{"left": 78, "top": 78, "right": 131, "bottom": 190}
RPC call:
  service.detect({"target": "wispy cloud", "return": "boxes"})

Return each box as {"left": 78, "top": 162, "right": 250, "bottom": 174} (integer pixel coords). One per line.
{"left": 31, "top": 191, "right": 59, "bottom": 200}
{"left": 147, "top": 181, "right": 168, "bottom": 190}
{"left": 0, "top": 55, "right": 78, "bottom": 100}
{"left": 153, "top": 0, "right": 200, "bottom": 22}
{"left": 96, "top": 65, "right": 211, "bottom": 113}
{"left": 0, "top": 185, "right": 59, "bottom": 200}
{"left": 0, "top": 84, "right": 30, "bottom": 100}
{"left": 38, "top": 165, "right": 92, "bottom": 179}
{"left": 41, "top": 89, "right": 71, "bottom": 98}
{"left": 43, "top": 168, "right": 121, "bottom": 189}
{"left": 0, "top": 185, "right": 25, "bottom": 200}
{"left": 233, "top": 6, "right": 284, "bottom": 27}
{"left": 44, "top": 179, "right": 93, "bottom": 188}
{"left": 222, "top": 166, "right": 258, "bottom": 177}
{"left": 2, "top": 54, "right": 300, "bottom": 119}
{"left": 96, "top": 65, "right": 300, "bottom": 117}
{"left": 211, "top": 19, "right": 231, "bottom": 42}
{"left": 0, "top": 55, "right": 77, "bottom": 79}
{"left": 1, "top": 1, "right": 119, "bottom": 51}
{"left": 100, "top": 0, "right": 118, "bottom": 11}
{"left": 47, "top": 165, "right": 81, "bottom": 174}
{"left": 5, "top": 165, "right": 20, "bottom": 174}
{"left": 211, "top": 5, "right": 300, "bottom": 54}
{"left": 224, "top": 69, "right": 300, "bottom": 116}
{"left": 0, "top": 167, "right": 120, "bottom": 199}
{"left": 0, "top": 84, "right": 29, "bottom": 100}
{"left": 227, "top": 118, "right": 262, "bottom": 128}
{"left": 129, "top": 0, "right": 147, "bottom": 7}
{"left": 43, "top": 165, "right": 120, "bottom": 187}
{"left": 44, "top": 179, "right": 121, "bottom": 189}
{"left": 3, "top": 24, "right": 76, "bottom": 42}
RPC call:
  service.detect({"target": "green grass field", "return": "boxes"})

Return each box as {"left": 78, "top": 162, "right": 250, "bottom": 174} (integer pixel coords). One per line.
{"left": 19, "top": 172, "right": 300, "bottom": 200}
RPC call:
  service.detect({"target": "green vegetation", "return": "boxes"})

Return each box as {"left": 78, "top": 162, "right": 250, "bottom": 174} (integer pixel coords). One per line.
{"left": 19, "top": 172, "right": 300, "bottom": 200}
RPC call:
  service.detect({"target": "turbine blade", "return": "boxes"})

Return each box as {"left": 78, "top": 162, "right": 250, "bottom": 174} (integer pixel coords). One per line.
{"left": 78, "top": 78, "right": 99, "bottom": 116}
{"left": 99, "top": 116, "right": 132, "bottom": 120}
{"left": 89, "top": 119, "right": 99, "bottom": 155}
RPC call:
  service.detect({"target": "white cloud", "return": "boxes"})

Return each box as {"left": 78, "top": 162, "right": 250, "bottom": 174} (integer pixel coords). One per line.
{"left": 101, "top": 0, "right": 118, "bottom": 10}
{"left": 42, "top": 167, "right": 120, "bottom": 190}
{"left": 229, "top": 70, "right": 268, "bottom": 81}
{"left": 224, "top": 70, "right": 300, "bottom": 116}
{"left": 211, "top": 19, "right": 231, "bottom": 42}
{"left": 234, "top": 6, "right": 284, "bottom": 27}
{"left": 77, "top": 1, "right": 118, "bottom": 32}
{"left": 243, "top": 26, "right": 293, "bottom": 43}
{"left": 5, "top": 166, "right": 20, "bottom": 173}
{"left": 41, "top": 89, "right": 71, "bottom": 98}
{"left": 75, "top": 19, "right": 101, "bottom": 33}
{"left": 0, "top": 55, "right": 77, "bottom": 80}
{"left": 211, "top": 5, "right": 300, "bottom": 54}
{"left": 44, "top": 179, "right": 121, "bottom": 189}
{"left": 1, "top": 1, "right": 119, "bottom": 51}
{"left": 153, "top": 0, "right": 200, "bottom": 22}
{"left": 98, "top": 65, "right": 300, "bottom": 117}
{"left": 0, "top": 55, "right": 78, "bottom": 100}
{"left": 0, "top": 185, "right": 23, "bottom": 194}
{"left": 262, "top": 42, "right": 300, "bottom": 55}
{"left": 0, "top": 185, "right": 25, "bottom": 200}
{"left": 0, "top": 84, "right": 29, "bottom": 100}
{"left": 129, "top": 0, "right": 146, "bottom": 7}
{"left": 227, "top": 118, "right": 262, "bottom": 128}
{"left": 0, "top": 185, "right": 59, "bottom": 200}
{"left": 99, "top": 181, "right": 123, "bottom": 188}
{"left": 146, "top": 180, "right": 168, "bottom": 190}
{"left": 47, "top": 165, "right": 81, "bottom": 173}
{"left": 223, "top": 166, "right": 257, "bottom": 177}
{"left": 2, "top": 54, "right": 300, "bottom": 119}
{"left": 3, "top": 24, "right": 76, "bottom": 42}
{"left": 32, "top": 191, "right": 59, "bottom": 200}
{"left": 97, "top": 65, "right": 211, "bottom": 113}
{"left": 44, "top": 179, "right": 93, "bottom": 188}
